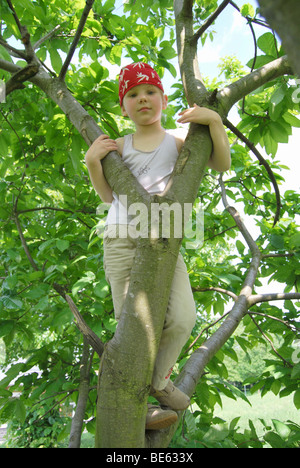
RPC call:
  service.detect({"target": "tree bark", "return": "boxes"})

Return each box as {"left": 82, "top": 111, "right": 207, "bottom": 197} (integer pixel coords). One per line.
{"left": 257, "top": 0, "right": 300, "bottom": 77}
{"left": 96, "top": 125, "right": 213, "bottom": 447}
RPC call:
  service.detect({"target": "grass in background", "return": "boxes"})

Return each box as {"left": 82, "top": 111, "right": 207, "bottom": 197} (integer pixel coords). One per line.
{"left": 215, "top": 392, "right": 300, "bottom": 437}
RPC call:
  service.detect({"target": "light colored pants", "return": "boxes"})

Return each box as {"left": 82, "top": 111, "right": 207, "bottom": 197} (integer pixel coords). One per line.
{"left": 103, "top": 225, "right": 197, "bottom": 390}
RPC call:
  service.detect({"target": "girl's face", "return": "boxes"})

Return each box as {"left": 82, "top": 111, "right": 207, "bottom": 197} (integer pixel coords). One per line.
{"left": 121, "top": 84, "right": 168, "bottom": 127}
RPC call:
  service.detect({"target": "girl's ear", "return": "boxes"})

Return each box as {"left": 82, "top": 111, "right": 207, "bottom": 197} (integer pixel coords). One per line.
{"left": 121, "top": 105, "right": 128, "bottom": 117}
{"left": 162, "top": 94, "right": 168, "bottom": 110}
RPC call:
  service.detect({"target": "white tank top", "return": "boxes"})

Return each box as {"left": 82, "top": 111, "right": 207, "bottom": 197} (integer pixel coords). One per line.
{"left": 106, "top": 132, "right": 179, "bottom": 225}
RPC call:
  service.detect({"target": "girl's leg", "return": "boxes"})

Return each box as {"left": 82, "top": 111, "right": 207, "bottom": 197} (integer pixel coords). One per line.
{"left": 151, "top": 253, "right": 196, "bottom": 390}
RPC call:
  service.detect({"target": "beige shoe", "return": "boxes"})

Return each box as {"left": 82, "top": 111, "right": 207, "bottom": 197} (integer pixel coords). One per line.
{"left": 150, "top": 380, "right": 190, "bottom": 411}
{"left": 145, "top": 404, "right": 178, "bottom": 430}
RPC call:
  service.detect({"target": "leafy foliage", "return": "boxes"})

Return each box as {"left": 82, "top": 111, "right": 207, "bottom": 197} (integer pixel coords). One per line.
{"left": 0, "top": 0, "right": 299, "bottom": 448}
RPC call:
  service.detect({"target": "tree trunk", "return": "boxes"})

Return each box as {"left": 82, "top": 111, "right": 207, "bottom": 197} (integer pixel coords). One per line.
{"left": 95, "top": 237, "right": 182, "bottom": 448}
{"left": 257, "top": 0, "right": 300, "bottom": 77}
{"left": 96, "top": 125, "right": 213, "bottom": 448}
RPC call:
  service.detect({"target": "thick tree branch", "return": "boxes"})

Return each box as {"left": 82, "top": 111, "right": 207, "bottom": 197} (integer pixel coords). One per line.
{"left": 59, "top": 0, "right": 95, "bottom": 81}
{"left": 0, "top": 58, "right": 20, "bottom": 74}
{"left": 0, "top": 37, "right": 27, "bottom": 59}
{"left": 248, "top": 292, "right": 300, "bottom": 307}
{"left": 174, "top": 0, "right": 206, "bottom": 104}
{"left": 5, "top": 63, "right": 39, "bottom": 96}
{"left": 218, "top": 55, "right": 293, "bottom": 117}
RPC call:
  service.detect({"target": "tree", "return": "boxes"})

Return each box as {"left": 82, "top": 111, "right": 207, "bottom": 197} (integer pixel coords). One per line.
{"left": 0, "top": 0, "right": 299, "bottom": 448}
{"left": 257, "top": 0, "right": 300, "bottom": 77}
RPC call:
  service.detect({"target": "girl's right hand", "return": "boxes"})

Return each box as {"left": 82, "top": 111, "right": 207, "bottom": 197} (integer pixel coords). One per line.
{"left": 85, "top": 134, "right": 118, "bottom": 165}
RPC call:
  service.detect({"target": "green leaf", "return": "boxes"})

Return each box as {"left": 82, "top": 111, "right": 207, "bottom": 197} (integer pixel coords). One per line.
{"left": 289, "top": 232, "right": 300, "bottom": 249}
{"left": 268, "top": 122, "right": 289, "bottom": 143}
{"left": 70, "top": 134, "right": 83, "bottom": 172}
{"left": 72, "top": 271, "right": 96, "bottom": 295}
{"left": 270, "top": 234, "right": 285, "bottom": 250}
{"left": 202, "top": 423, "right": 230, "bottom": 443}
{"left": 263, "top": 131, "right": 278, "bottom": 156}
{"left": 56, "top": 239, "right": 70, "bottom": 252}
{"left": 246, "top": 55, "right": 274, "bottom": 69}
{"left": 272, "top": 419, "right": 291, "bottom": 440}
{"left": 15, "top": 399, "right": 26, "bottom": 424}
{"left": 94, "top": 280, "right": 110, "bottom": 299}
{"left": 269, "top": 86, "right": 286, "bottom": 120}
{"left": 0, "top": 363, "right": 24, "bottom": 388}
{"left": 49, "top": 47, "right": 63, "bottom": 74}
{"left": 1, "top": 296, "right": 23, "bottom": 310}
{"left": 283, "top": 112, "right": 300, "bottom": 128}
{"left": 294, "top": 389, "right": 300, "bottom": 410}
{"left": 257, "top": 32, "right": 278, "bottom": 57}
{"left": 51, "top": 308, "right": 73, "bottom": 329}
{"left": 0, "top": 320, "right": 14, "bottom": 338}
{"left": 264, "top": 431, "right": 286, "bottom": 448}
{"left": 240, "top": 3, "right": 255, "bottom": 18}
{"left": 236, "top": 240, "right": 245, "bottom": 256}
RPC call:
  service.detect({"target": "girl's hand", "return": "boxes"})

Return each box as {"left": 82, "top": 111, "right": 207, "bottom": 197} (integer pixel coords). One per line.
{"left": 85, "top": 134, "right": 118, "bottom": 166}
{"left": 177, "top": 104, "right": 221, "bottom": 126}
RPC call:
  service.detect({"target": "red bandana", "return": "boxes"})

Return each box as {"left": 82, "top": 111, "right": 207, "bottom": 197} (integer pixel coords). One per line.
{"left": 118, "top": 62, "right": 164, "bottom": 105}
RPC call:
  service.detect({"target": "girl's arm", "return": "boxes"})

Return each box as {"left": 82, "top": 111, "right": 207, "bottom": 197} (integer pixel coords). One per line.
{"left": 177, "top": 104, "right": 231, "bottom": 172}
{"left": 85, "top": 134, "right": 120, "bottom": 203}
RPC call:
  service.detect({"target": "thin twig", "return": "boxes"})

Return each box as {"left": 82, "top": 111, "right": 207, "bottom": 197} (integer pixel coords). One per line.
{"left": 6, "top": 0, "right": 22, "bottom": 34}
{"left": 53, "top": 284, "right": 105, "bottom": 357}
{"left": 59, "top": 0, "right": 95, "bottom": 81}
{"left": 249, "top": 314, "right": 293, "bottom": 367}
{"left": 219, "top": 173, "right": 261, "bottom": 257}
{"left": 193, "top": 286, "right": 238, "bottom": 302}
{"left": 224, "top": 118, "right": 281, "bottom": 226}
{"left": 14, "top": 214, "right": 40, "bottom": 271}
{"left": 6, "top": 0, "right": 35, "bottom": 61}
{"left": 247, "top": 311, "right": 299, "bottom": 334}
{"left": 33, "top": 25, "right": 61, "bottom": 50}
{"left": 193, "top": 0, "right": 231, "bottom": 43}
{"left": 183, "top": 311, "right": 231, "bottom": 355}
